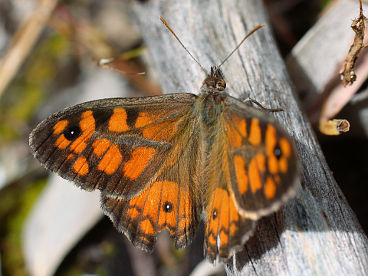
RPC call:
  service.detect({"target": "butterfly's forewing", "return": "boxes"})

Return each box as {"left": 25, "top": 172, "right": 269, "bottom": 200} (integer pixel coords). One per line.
{"left": 29, "top": 93, "right": 203, "bottom": 250}
{"left": 224, "top": 97, "right": 298, "bottom": 220}
{"left": 30, "top": 94, "right": 195, "bottom": 196}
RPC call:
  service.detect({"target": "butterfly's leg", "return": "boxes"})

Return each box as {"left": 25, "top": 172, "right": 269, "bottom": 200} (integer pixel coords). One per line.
{"left": 243, "top": 98, "right": 283, "bottom": 112}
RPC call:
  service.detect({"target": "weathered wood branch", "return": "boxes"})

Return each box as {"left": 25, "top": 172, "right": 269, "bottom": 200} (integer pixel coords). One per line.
{"left": 132, "top": 0, "right": 368, "bottom": 274}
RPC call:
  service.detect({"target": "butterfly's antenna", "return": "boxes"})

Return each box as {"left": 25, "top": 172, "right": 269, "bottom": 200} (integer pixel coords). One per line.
{"left": 160, "top": 17, "right": 207, "bottom": 74}
{"left": 217, "top": 24, "right": 265, "bottom": 69}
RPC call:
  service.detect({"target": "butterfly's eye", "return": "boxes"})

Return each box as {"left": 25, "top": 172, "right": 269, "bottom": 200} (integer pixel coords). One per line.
{"left": 63, "top": 125, "right": 81, "bottom": 141}
{"left": 163, "top": 201, "right": 173, "bottom": 213}
{"left": 274, "top": 143, "right": 282, "bottom": 160}
{"left": 216, "top": 79, "right": 226, "bottom": 90}
{"left": 212, "top": 209, "right": 218, "bottom": 220}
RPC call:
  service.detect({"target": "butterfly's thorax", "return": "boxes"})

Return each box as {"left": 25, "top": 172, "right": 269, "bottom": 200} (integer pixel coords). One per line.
{"left": 198, "top": 66, "right": 228, "bottom": 127}
{"left": 198, "top": 91, "right": 226, "bottom": 127}
{"left": 196, "top": 68, "right": 232, "bottom": 192}
{"left": 196, "top": 90, "right": 231, "bottom": 202}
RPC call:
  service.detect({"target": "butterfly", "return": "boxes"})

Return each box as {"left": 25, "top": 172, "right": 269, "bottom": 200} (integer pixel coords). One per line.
{"left": 29, "top": 19, "right": 299, "bottom": 263}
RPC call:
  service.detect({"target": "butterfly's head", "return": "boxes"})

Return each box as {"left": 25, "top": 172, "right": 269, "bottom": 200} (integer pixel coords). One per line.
{"left": 201, "top": 66, "right": 226, "bottom": 92}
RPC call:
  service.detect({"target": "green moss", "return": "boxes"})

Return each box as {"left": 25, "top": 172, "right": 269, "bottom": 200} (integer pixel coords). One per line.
{"left": 100, "top": 240, "right": 115, "bottom": 257}
{"left": 320, "top": 0, "right": 332, "bottom": 8}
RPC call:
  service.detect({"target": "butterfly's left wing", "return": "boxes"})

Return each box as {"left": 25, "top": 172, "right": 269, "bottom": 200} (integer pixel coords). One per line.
{"left": 224, "top": 96, "right": 299, "bottom": 220}
{"left": 29, "top": 94, "right": 202, "bottom": 251}
{"left": 200, "top": 103, "right": 257, "bottom": 263}
{"left": 202, "top": 95, "right": 298, "bottom": 263}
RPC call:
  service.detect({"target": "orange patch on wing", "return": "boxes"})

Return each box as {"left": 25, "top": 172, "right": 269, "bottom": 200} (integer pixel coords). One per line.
{"left": 217, "top": 194, "right": 230, "bottom": 254}
{"left": 268, "top": 155, "right": 278, "bottom": 174}
{"left": 141, "top": 120, "right": 178, "bottom": 141}
{"left": 150, "top": 181, "right": 189, "bottom": 234}
{"left": 206, "top": 188, "right": 239, "bottom": 250}
{"left": 109, "top": 108, "right": 129, "bottom": 133}
{"left": 265, "top": 124, "right": 279, "bottom": 174}
{"left": 205, "top": 189, "right": 240, "bottom": 255}
{"left": 177, "top": 183, "right": 192, "bottom": 235}
{"left": 280, "top": 138, "right": 291, "bottom": 157}
{"left": 127, "top": 192, "right": 147, "bottom": 218}
{"left": 208, "top": 234, "right": 216, "bottom": 246}
{"left": 207, "top": 189, "right": 224, "bottom": 242}
{"left": 219, "top": 230, "right": 229, "bottom": 249}
{"left": 227, "top": 123, "right": 242, "bottom": 147}
{"left": 238, "top": 119, "right": 247, "bottom": 137}
{"left": 127, "top": 181, "right": 190, "bottom": 236}
{"left": 248, "top": 118, "right": 261, "bottom": 145}
{"left": 123, "top": 147, "right": 156, "bottom": 180}
{"left": 265, "top": 124, "right": 277, "bottom": 155}
{"left": 230, "top": 223, "right": 238, "bottom": 236}
{"left": 139, "top": 181, "right": 165, "bottom": 232}
{"left": 234, "top": 155, "right": 248, "bottom": 194}
{"left": 55, "top": 135, "right": 71, "bottom": 149}
{"left": 158, "top": 181, "right": 180, "bottom": 231}
{"left": 264, "top": 177, "right": 276, "bottom": 199}
{"left": 135, "top": 111, "right": 178, "bottom": 141}
{"left": 73, "top": 156, "right": 89, "bottom": 176}
{"left": 135, "top": 111, "right": 159, "bottom": 128}
{"left": 69, "top": 111, "right": 95, "bottom": 154}
{"left": 255, "top": 153, "right": 266, "bottom": 172}
{"left": 127, "top": 207, "right": 140, "bottom": 220}
{"left": 53, "top": 120, "right": 68, "bottom": 135}
{"left": 67, "top": 153, "right": 75, "bottom": 160}
{"left": 93, "top": 138, "right": 111, "bottom": 157}
{"left": 231, "top": 116, "right": 247, "bottom": 136}
{"left": 140, "top": 219, "right": 155, "bottom": 235}
{"left": 227, "top": 116, "right": 247, "bottom": 147}
{"left": 70, "top": 140, "right": 87, "bottom": 154}
{"left": 97, "top": 144, "right": 122, "bottom": 175}
{"left": 249, "top": 158, "right": 262, "bottom": 193}
{"left": 279, "top": 157, "right": 288, "bottom": 173}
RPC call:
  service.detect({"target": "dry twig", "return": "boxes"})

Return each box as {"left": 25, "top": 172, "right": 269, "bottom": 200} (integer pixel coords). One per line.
{"left": 340, "top": 0, "right": 366, "bottom": 86}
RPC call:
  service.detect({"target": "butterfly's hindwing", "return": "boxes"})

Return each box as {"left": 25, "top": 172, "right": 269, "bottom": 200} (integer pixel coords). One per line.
{"left": 101, "top": 178, "right": 199, "bottom": 251}
{"left": 204, "top": 186, "right": 256, "bottom": 262}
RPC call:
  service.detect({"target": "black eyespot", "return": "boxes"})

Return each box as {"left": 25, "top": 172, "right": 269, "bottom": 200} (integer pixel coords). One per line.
{"left": 63, "top": 125, "right": 81, "bottom": 141}
{"left": 212, "top": 209, "right": 218, "bottom": 220}
{"left": 274, "top": 143, "right": 282, "bottom": 160}
{"left": 163, "top": 201, "right": 173, "bottom": 213}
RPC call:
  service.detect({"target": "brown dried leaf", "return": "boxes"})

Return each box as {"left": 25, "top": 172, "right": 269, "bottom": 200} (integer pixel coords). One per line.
{"left": 98, "top": 55, "right": 162, "bottom": 96}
